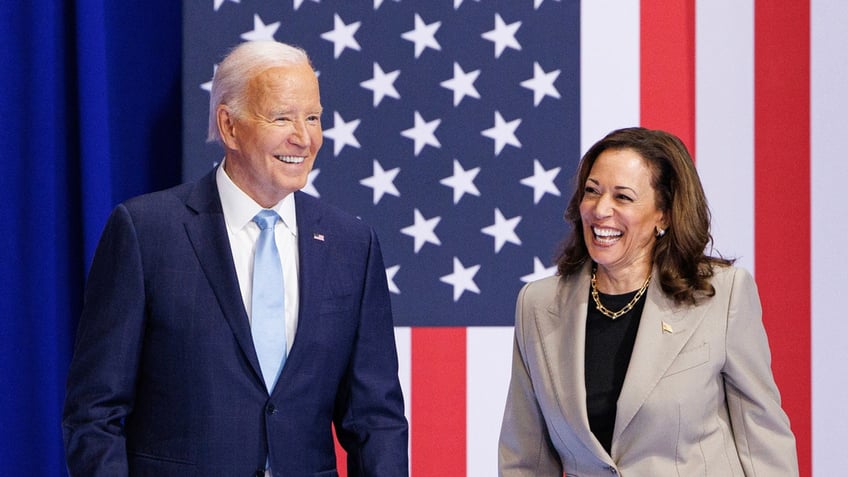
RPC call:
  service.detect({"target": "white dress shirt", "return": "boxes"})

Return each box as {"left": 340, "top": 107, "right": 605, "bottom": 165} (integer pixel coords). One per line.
{"left": 216, "top": 162, "right": 299, "bottom": 356}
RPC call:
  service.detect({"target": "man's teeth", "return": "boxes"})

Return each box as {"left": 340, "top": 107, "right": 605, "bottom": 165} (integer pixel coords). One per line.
{"left": 275, "top": 155, "right": 304, "bottom": 164}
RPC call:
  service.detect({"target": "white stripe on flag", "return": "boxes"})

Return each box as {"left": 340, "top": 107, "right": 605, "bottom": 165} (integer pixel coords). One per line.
{"left": 811, "top": 1, "right": 848, "bottom": 474}
{"left": 580, "top": 0, "right": 641, "bottom": 154}
{"left": 695, "top": 0, "right": 756, "bottom": 273}
{"left": 394, "top": 326, "right": 412, "bottom": 473}
{"left": 467, "top": 327, "right": 514, "bottom": 477}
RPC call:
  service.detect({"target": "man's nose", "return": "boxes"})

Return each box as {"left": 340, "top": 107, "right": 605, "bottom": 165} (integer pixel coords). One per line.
{"left": 289, "top": 120, "right": 311, "bottom": 148}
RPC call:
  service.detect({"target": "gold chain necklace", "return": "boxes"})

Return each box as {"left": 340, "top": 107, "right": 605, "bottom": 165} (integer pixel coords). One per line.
{"left": 591, "top": 268, "right": 651, "bottom": 320}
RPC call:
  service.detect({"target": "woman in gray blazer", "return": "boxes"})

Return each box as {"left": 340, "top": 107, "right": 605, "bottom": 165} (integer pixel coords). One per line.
{"left": 498, "top": 127, "right": 798, "bottom": 476}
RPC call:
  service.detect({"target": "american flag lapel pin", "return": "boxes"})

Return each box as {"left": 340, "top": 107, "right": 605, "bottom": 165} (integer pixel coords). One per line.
{"left": 313, "top": 232, "right": 325, "bottom": 242}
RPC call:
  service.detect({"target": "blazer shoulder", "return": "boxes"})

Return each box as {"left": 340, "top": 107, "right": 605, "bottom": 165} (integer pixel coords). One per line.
{"left": 121, "top": 182, "right": 191, "bottom": 210}
{"left": 519, "top": 274, "right": 561, "bottom": 304}
{"left": 709, "top": 263, "right": 755, "bottom": 293}
{"left": 119, "top": 170, "right": 219, "bottom": 221}
{"left": 295, "top": 191, "right": 374, "bottom": 239}
{"left": 514, "top": 274, "right": 574, "bottom": 327}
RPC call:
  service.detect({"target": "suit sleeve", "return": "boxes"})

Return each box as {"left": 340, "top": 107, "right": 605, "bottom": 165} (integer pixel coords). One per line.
{"left": 333, "top": 228, "right": 409, "bottom": 477}
{"left": 722, "top": 268, "right": 799, "bottom": 476}
{"left": 498, "top": 283, "right": 563, "bottom": 476}
{"left": 62, "top": 204, "right": 146, "bottom": 477}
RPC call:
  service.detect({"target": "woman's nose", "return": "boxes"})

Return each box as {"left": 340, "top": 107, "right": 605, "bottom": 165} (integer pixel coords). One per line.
{"left": 593, "top": 194, "right": 614, "bottom": 218}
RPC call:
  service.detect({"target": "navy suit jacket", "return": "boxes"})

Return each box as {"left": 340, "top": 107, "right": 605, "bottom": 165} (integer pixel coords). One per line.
{"left": 63, "top": 169, "right": 409, "bottom": 476}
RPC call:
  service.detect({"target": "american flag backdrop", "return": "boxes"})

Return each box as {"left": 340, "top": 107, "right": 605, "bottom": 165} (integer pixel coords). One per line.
{"left": 182, "top": 1, "right": 848, "bottom": 475}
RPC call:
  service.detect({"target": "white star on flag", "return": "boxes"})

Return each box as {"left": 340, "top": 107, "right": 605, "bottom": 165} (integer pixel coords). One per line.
{"left": 520, "top": 159, "right": 561, "bottom": 204}
{"left": 481, "top": 13, "right": 522, "bottom": 58}
{"left": 401, "top": 111, "right": 441, "bottom": 156}
{"left": 293, "top": 0, "right": 320, "bottom": 11}
{"left": 240, "top": 14, "right": 280, "bottom": 42}
{"left": 360, "top": 63, "right": 401, "bottom": 107}
{"left": 453, "top": 0, "right": 481, "bottom": 9}
{"left": 401, "top": 13, "right": 442, "bottom": 58}
{"left": 385, "top": 264, "right": 401, "bottom": 294}
{"left": 440, "top": 159, "right": 481, "bottom": 204}
{"left": 301, "top": 169, "right": 321, "bottom": 198}
{"left": 533, "top": 0, "right": 562, "bottom": 10}
{"left": 521, "top": 62, "right": 562, "bottom": 106}
{"left": 521, "top": 257, "right": 558, "bottom": 283}
{"left": 373, "top": 0, "right": 401, "bottom": 10}
{"left": 360, "top": 160, "right": 401, "bottom": 204}
{"left": 481, "top": 208, "right": 522, "bottom": 253}
{"left": 440, "top": 62, "right": 481, "bottom": 107}
{"left": 323, "top": 111, "right": 361, "bottom": 156}
{"left": 481, "top": 111, "right": 522, "bottom": 156}
{"left": 214, "top": 0, "right": 239, "bottom": 12}
{"left": 201, "top": 65, "right": 217, "bottom": 92}
{"left": 440, "top": 257, "right": 481, "bottom": 302}
{"left": 320, "top": 14, "right": 361, "bottom": 59}
{"left": 401, "top": 208, "right": 442, "bottom": 253}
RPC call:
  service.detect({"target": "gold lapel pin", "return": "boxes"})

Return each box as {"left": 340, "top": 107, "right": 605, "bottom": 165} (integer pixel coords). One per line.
{"left": 662, "top": 321, "right": 673, "bottom": 334}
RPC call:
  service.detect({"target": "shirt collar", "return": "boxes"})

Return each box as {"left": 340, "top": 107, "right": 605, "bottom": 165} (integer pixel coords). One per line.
{"left": 216, "top": 160, "right": 298, "bottom": 237}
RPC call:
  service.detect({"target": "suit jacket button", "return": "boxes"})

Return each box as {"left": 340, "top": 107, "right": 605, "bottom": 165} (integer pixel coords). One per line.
{"left": 266, "top": 403, "right": 277, "bottom": 415}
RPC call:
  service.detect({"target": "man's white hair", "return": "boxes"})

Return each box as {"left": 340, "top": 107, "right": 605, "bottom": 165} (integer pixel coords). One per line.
{"left": 206, "top": 41, "right": 312, "bottom": 144}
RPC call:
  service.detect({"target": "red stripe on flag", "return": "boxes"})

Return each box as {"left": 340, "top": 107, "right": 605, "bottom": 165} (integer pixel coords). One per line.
{"left": 640, "top": 0, "right": 696, "bottom": 154}
{"left": 411, "top": 327, "right": 466, "bottom": 476}
{"left": 754, "top": 1, "right": 811, "bottom": 475}
{"left": 333, "top": 426, "right": 347, "bottom": 477}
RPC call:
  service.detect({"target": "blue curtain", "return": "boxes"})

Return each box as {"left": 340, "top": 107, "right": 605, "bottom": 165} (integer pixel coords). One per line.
{"left": 0, "top": 1, "right": 181, "bottom": 474}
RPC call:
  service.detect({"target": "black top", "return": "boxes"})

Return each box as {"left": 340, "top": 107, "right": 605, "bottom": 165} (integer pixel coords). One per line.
{"left": 584, "top": 286, "right": 648, "bottom": 454}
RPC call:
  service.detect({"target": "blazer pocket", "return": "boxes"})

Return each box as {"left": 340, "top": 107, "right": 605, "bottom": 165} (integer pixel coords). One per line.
{"left": 127, "top": 451, "right": 197, "bottom": 475}
{"left": 664, "top": 343, "right": 710, "bottom": 378}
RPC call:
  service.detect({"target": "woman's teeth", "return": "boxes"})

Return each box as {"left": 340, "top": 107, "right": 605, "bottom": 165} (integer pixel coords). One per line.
{"left": 593, "top": 227, "right": 622, "bottom": 244}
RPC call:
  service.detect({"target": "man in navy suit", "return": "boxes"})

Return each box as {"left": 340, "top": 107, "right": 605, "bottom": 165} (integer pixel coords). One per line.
{"left": 62, "top": 41, "right": 409, "bottom": 476}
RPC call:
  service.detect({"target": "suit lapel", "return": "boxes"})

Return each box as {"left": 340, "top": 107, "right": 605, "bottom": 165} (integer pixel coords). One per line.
{"left": 613, "top": 269, "right": 710, "bottom": 445}
{"left": 183, "top": 170, "right": 264, "bottom": 382}
{"left": 283, "top": 192, "right": 329, "bottom": 371}
{"left": 536, "top": 263, "right": 612, "bottom": 459}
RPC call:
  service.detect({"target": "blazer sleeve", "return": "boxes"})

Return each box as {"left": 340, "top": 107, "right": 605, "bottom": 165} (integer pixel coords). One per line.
{"left": 722, "top": 267, "right": 799, "bottom": 476}
{"left": 332, "top": 228, "right": 409, "bottom": 477}
{"left": 498, "top": 282, "right": 563, "bottom": 476}
{"left": 62, "top": 204, "right": 145, "bottom": 477}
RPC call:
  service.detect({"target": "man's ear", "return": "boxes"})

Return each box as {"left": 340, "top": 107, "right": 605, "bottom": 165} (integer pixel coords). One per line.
{"left": 217, "top": 105, "right": 238, "bottom": 150}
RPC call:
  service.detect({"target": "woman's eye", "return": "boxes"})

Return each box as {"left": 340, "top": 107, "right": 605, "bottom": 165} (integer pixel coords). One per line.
{"left": 616, "top": 194, "right": 633, "bottom": 202}
{"left": 584, "top": 186, "right": 598, "bottom": 195}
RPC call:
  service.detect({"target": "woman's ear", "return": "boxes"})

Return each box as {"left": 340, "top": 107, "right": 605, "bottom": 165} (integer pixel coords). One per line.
{"left": 656, "top": 213, "right": 669, "bottom": 238}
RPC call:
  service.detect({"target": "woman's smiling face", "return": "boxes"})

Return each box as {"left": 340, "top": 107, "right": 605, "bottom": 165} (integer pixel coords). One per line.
{"left": 579, "top": 148, "right": 666, "bottom": 278}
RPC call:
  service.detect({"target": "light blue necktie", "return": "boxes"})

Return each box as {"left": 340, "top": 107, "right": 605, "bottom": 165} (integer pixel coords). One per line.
{"left": 251, "top": 209, "right": 287, "bottom": 392}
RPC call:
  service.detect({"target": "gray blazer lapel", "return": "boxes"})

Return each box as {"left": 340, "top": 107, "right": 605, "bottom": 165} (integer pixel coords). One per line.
{"left": 537, "top": 263, "right": 611, "bottom": 459}
{"left": 613, "top": 270, "right": 709, "bottom": 445}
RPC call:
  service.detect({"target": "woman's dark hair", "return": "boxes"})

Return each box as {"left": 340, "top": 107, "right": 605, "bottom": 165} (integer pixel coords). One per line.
{"left": 555, "top": 127, "right": 733, "bottom": 305}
